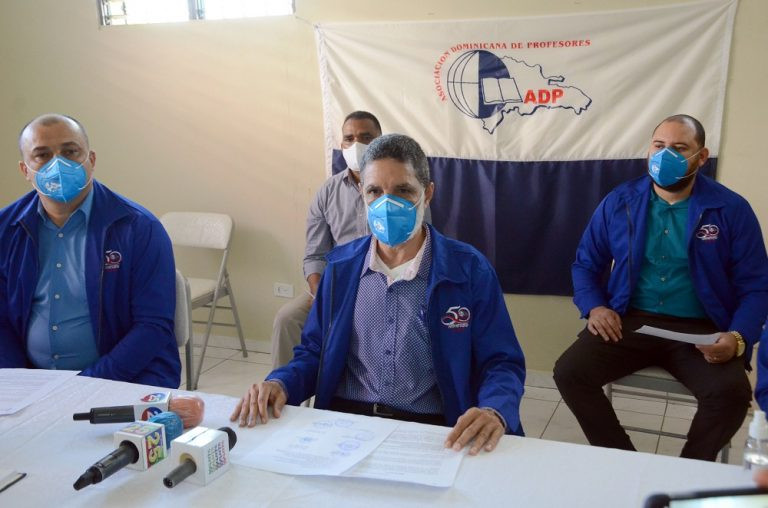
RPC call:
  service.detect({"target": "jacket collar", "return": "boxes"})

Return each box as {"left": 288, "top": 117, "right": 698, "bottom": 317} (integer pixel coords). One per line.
{"left": 619, "top": 174, "right": 726, "bottom": 211}
{"left": 326, "top": 224, "right": 470, "bottom": 287}
{"left": 13, "top": 180, "right": 132, "bottom": 233}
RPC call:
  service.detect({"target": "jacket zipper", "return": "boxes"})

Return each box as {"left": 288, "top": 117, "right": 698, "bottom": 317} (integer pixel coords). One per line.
{"left": 18, "top": 220, "right": 38, "bottom": 330}
{"left": 97, "top": 231, "right": 106, "bottom": 346}
{"left": 314, "top": 264, "right": 334, "bottom": 401}
{"left": 425, "top": 282, "right": 447, "bottom": 414}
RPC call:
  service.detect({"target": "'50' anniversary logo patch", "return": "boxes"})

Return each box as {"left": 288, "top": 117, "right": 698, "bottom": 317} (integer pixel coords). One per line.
{"left": 441, "top": 306, "right": 471, "bottom": 329}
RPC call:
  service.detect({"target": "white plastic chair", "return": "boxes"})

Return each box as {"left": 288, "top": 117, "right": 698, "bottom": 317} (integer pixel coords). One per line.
{"left": 161, "top": 212, "right": 248, "bottom": 390}
{"left": 174, "top": 269, "right": 193, "bottom": 389}
{"left": 605, "top": 366, "right": 730, "bottom": 463}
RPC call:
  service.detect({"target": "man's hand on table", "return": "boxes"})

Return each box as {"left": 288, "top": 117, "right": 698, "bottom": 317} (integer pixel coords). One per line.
{"left": 230, "top": 380, "right": 287, "bottom": 427}
{"left": 444, "top": 407, "right": 505, "bottom": 455}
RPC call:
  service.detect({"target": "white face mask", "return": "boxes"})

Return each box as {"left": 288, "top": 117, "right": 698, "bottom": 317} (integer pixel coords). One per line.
{"left": 342, "top": 142, "right": 368, "bottom": 172}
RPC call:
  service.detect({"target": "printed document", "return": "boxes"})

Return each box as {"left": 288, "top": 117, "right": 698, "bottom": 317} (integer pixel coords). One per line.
{"left": 636, "top": 325, "right": 720, "bottom": 345}
{"left": 343, "top": 422, "right": 464, "bottom": 487}
{"left": 0, "top": 368, "right": 78, "bottom": 415}
{"left": 237, "top": 408, "right": 399, "bottom": 475}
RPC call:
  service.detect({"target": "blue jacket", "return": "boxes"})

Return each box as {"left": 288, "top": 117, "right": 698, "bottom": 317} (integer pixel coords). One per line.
{"left": 573, "top": 174, "right": 768, "bottom": 363}
{"left": 0, "top": 181, "right": 181, "bottom": 388}
{"left": 269, "top": 225, "right": 526, "bottom": 434}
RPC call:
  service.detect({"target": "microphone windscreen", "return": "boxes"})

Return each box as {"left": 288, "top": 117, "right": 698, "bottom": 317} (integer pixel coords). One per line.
{"left": 218, "top": 427, "right": 237, "bottom": 450}
{"left": 148, "top": 411, "right": 183, "bottom": 446}
{"left": 168, "top": 395, "right": 205, "bottom": 428}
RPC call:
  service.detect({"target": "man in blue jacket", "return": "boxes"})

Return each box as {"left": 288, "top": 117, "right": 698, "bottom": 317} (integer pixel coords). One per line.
{"left": 0, "top": 113, "right": 180, "bottom": 388}
{"left": 554, "top": 114, "right": 768, "bottom": 461}
{"left": 231, "top": 133, "right": 525, "bottom": 455}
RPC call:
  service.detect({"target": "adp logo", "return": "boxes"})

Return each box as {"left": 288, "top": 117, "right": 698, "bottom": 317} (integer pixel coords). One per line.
{"left": 436, "top": 49, "right": 592, "bottom": 134}
{"left": 441, "top": 306, "right": 471, "bottom": 330}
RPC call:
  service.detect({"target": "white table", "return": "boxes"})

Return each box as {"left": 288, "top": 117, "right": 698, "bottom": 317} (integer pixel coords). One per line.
{"left": 0, "top": 373, "right": 755, "bottom": 507}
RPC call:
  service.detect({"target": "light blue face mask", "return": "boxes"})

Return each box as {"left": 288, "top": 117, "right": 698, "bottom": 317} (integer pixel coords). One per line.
{"left": 648, "top": 147, "right": 700, "bottom": 188}
{"left": 367, "top": 193, "right": 423, "bottom": 247}
{"left": 29, "top": 155, "right": 89, "bottom": 203}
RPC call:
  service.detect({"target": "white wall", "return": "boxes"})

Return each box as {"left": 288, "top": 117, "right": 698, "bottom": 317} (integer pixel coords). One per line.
{"left": 0, "top": 0, "right": 765, "bottom": 371}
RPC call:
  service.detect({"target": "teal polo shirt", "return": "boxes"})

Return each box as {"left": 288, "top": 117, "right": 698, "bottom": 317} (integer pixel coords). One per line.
{"left": 630, "top": 191, "right": 707, "bottom": 318}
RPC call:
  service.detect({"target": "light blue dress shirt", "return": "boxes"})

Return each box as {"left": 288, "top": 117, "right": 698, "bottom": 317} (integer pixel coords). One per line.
{"left": 335, "top": 229, "right": 444, "bottom": 415}
{"left": 27, "top": 190, "right": 99, "bottom": 370}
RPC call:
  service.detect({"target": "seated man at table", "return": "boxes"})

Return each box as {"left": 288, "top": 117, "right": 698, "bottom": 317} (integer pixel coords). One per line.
{"left": 232, "top": 133, "right": 526, "bottom": 455}
{"left": 554, "top": 114, "right": 768, "bottom": 461}
{"left": 0, "top": 113, "right": 180, "bottom": 388}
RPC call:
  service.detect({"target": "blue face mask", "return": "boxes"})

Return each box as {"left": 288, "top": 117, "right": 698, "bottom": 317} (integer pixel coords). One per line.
{"left": 648, "top": 147, "right": 700, "bottom": 188}
{"left": 367, "top": 193, "right": 423, "bottom": 247}
{"left": 30, "top": 155, "right": 89, "bottom": 203}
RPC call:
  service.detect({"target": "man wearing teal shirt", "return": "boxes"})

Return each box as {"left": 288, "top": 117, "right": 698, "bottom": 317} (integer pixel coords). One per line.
{"left": 554, "top": 115, "right": 768, "bottom": 461}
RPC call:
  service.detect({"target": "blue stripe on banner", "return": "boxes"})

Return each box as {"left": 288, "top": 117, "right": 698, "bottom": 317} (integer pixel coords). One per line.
{"left": 331, "top": 150, "right": 717, "bottom": 296}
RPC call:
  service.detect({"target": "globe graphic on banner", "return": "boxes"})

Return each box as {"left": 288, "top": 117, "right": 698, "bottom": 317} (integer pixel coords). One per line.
{"left": 446, "top": 50, "right": 516, "bottom": 120}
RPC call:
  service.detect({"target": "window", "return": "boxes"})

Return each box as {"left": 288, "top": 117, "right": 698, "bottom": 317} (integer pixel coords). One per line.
{"left": 98, "top": 0, "right": 294, "bottom": 26}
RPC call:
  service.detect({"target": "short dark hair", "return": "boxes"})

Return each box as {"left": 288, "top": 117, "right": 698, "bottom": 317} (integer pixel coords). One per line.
{"left": 653, "top": 114, "right": 705, "bottom": 148}
{"left": 360, "top": 133, "right": 430, "bottom": 189}
{"left": 18, "top": 114, "right": 90, "bottom": 154}
{"left": 343, "top": 111, "right": 382, "bottom": 134}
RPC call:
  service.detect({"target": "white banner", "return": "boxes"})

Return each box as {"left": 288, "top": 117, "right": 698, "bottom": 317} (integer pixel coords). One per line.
{"left": 316, "top": 0, "right": 737, "bottom": 168}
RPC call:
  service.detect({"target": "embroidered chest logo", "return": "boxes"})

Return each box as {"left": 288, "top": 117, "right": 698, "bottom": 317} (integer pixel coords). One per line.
{"left": 104, "top": 250, "right": 122, "bottom": 270}
{"left": 441, "top": 306, "right": 471, "bottom": 329}
{"left": 696, "top": 224, "right": 719, "bottom": 241}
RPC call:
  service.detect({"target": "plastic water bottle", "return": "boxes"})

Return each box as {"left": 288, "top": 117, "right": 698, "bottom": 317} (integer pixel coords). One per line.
{"left": 744, "top": 410, "right": 768, "bottom": 470}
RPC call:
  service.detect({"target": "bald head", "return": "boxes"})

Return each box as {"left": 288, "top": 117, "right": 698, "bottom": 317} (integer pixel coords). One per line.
{"left": 19, "top": 114, "right": 89, "bottom": 155}
{"left": 652, "top": 114, "right": 705, "bottom": 149}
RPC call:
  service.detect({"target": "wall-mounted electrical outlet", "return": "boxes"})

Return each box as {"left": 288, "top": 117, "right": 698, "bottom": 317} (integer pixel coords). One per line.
{"left": 273, "top": 282, "right": 295, "bottom": 299}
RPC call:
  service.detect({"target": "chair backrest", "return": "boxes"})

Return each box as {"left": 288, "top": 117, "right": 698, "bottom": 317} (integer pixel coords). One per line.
{"left": 174, "top": 269, "right": 192, "bottom": 347}
{"left": 160, "top": 212, "right": 233, "bottom": 250}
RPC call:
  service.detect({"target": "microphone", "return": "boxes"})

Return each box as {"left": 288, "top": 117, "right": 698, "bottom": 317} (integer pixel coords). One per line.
{"left": 73, "top": 412, "right": 183, "bottom": 491}
{"left": 163, "top": 427, "right": 237, "bottom": 488}
{"left": 73, "top": 392, "right": 204, "bottom": 428}
{"left": 148, "top": 411, "right": 184, "bottom": 448}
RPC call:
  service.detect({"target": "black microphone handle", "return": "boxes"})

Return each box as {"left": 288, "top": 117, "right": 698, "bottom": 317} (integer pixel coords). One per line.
{"left": 73, "top": 441, "right": 139, "bottom": 490}
{"left": 163, "top": 459, "right": 197, "bottom": 488}
{"left": 218, "top": 427, "right": 237, "bottom": 450}
{"left": 73, "top": 405, "right": 135, "bottom": 423}
{"left": 92, "top": 441, "right": 140, "bottom": 481}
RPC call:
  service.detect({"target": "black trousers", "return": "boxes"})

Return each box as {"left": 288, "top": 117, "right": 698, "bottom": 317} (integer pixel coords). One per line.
{"left": 553, "top": 310, "right": 751, "bottom": 461}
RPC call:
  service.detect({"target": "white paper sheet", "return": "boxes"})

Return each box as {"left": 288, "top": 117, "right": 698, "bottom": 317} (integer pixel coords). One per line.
{"left": 0, "top": 469, "right": 26, "bottom": 494}
{"left": 0, "top": 368, "right": 78, "bottom": 415}
{"left": 237, "top": 409, "right": 399, "bottom": 476}
{"left": 635, "top": 325, "right": 720, "bottom": 345}
{"left": 343, "top": 422, "right": 464, "bottom": 487}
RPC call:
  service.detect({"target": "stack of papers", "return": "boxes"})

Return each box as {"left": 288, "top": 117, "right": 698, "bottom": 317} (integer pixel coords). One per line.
{"left": 236, "top": 408, "right": 464, "bottom": 487}
{"left": 0, "top": 369, "right": 78, "bottom": 416}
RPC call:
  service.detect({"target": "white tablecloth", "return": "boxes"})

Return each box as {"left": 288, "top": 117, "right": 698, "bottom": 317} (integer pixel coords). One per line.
{"left": 0, "top": 373, "right": 755, "bottom": 507}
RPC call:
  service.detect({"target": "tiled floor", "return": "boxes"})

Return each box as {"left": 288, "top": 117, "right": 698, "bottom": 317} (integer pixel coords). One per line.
{"left": 180, "top": 338, "right": 752, "bottom": 466}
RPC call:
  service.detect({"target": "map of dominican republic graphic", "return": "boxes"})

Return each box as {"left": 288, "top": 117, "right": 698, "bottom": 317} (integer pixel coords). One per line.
{"left": 445, "top": 50, "right": 592, "bottom": 134}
